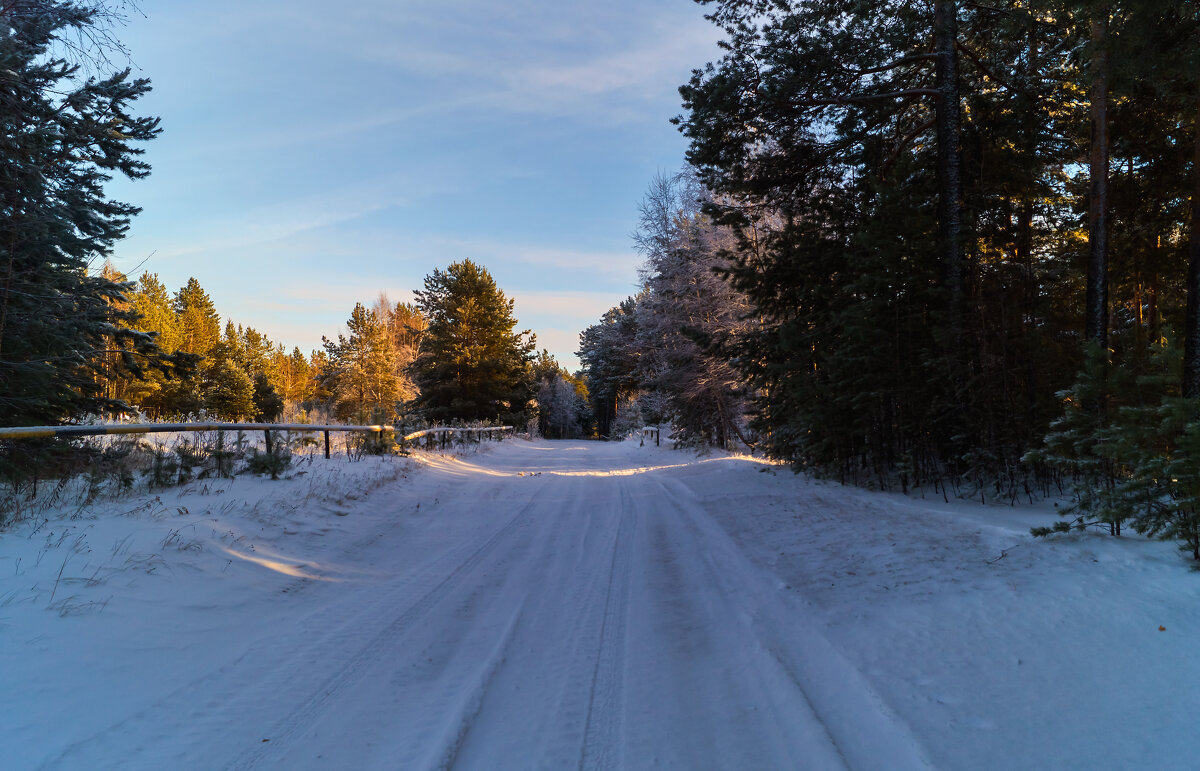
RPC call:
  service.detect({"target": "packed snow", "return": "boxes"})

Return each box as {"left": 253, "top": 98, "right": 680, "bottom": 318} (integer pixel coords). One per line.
{"left": 1, "top": 437, "right": 1196, "bottom": 769}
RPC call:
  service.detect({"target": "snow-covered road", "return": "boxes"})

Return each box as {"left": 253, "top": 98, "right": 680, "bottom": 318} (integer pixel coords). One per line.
{"left": 12, "top": 437, "right": 1200, "bottom": 769}
{"left": 17, "top": 441, "right": 929, "bottom": 770}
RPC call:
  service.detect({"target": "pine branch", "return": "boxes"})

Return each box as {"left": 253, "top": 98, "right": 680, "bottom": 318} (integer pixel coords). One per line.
{"left": 882, "top": 117, "right": 937, "bottom": 178}
{"left": 846, "top": 53, "right": 939, "bottom": 77}
{"left": 789, "top": 88, "right": 939, "bottom": 109}
{"left": 955, "top": 41, "right": 1029, "bottom": 97}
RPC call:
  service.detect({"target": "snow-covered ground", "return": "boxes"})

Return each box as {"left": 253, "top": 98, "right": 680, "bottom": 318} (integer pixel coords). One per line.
{"left": 1, "top": 438, "right": 1196, "bottom": 769}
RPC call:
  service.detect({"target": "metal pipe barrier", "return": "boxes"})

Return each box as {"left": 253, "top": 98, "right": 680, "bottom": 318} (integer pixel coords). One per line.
{"left": 0, "top": 423, "right": 514, "bottom": 459}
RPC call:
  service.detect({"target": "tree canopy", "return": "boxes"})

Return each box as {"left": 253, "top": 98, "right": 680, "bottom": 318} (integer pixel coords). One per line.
{"left": 412, "top": 260, "right": 536, "bottom": 425}
{"left": 0, "top": 0, "right": 161, "bottom": 425}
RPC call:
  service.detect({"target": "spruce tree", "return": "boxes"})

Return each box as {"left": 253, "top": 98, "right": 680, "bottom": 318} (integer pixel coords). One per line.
{"left": 0, "top": 1, "right": 160, "bottom": 425}
{"left": 411, "top": 260, "right": 535, "bottom": 424}
{"left": 131, "top": 274, "right": 182, "bottom": 353}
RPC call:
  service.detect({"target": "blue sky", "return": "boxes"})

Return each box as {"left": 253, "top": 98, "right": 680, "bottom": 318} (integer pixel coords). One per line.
{"left": 104, "top": 0, "right": 722, "bottom": 371}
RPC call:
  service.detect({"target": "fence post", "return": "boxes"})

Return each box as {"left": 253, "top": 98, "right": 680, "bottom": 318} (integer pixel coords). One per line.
{"left": 324, "top": 430, "right": 331, "bottom": 459}
{"left": 656, "top": 428, "right": 660, "bottom": 446}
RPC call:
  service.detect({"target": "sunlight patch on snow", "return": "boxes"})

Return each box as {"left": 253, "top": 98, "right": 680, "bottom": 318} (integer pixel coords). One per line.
{"left": 414, "top": 453, "right": 698, "bottom": 478}
{"left": 547, "top": 456, "right": 776, "bottom": 476}
{"left": 411, "top": 455, "right": 512, "bottom": 477}
{"left": 220, "top": 545, "right": 348, "bottom": 582}
{"left": 546, "top": 464, "right": 693, "bottom": 477}
{"left": 412, "top": 447, "right": 777, "bottom": 479}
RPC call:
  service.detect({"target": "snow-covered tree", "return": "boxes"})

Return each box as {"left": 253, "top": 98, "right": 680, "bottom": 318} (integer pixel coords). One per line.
{"left": 633, "top": 170, "right": 756, "bottom": 449}
{"left": 578, "top": 296, "right": 642, "bottom": 439}
{"left": 580, "top": 171, "right": 758, "bottom": 447}
{"left": 533, "top": 351, "right": 588, "bottom": 438}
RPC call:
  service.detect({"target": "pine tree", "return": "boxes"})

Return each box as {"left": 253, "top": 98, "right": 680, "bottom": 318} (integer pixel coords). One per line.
{"left": 204, "top": 360, "right": 255, "bottom": 421}
{"left": 131, "top": 274, "right": 181, "bottom": 353}
{"left": 251, "top": 372, "right": 284, "bottom": 422}
{"left": 0, "top": 1, "right": 161, "bottom": 425}
{"left": 272, "top": 346, "right": 314, "bottom": 408}
{"left": 370, "top": 293, "right": 423, "bottom": 402}
{"left": 173, "top": 277, "right": 221, "bottom": 358}
{"left": 1024, "top": 342, "right": 1123, "bottom": 531}
{"left": 411, "top": 260, "right": 535, "bottom": 424}
{"left": 675, "top": 0, "right": 1085, "bottom": 486}
{"left": 119, "top": 272, "right": 197, "bottom": 417}
{"left": 1031, "top": 333, "right": 1200, "bottom": 559}
{"left": 321, "top": 303, "right": 399, "bottom": 423}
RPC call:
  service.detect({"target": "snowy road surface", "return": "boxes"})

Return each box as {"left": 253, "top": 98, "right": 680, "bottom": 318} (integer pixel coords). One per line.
{"left": 10, "top": 438, "right": 1200, "bottom": 769}
{"left": 11, "top": 441, "right": 929, "bottom": 770}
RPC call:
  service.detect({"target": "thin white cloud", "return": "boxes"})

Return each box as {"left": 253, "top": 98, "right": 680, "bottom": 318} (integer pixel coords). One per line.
{"left": 502, "top": 24, "right": 718, "bottom": 103}
{"left": 255, "top": 1, "right": 722, "bottom": 124}
{"left": 512, "top": 290, "right": 632, "bottom": 321}
{"left": 365, "top": 234, "right": 642, "bottom": 281}
{"left": 531, "top": 328, "right": 588, "bottom": 369}
{"left": 138, "top": 167, "right": 473, "bottom": 262}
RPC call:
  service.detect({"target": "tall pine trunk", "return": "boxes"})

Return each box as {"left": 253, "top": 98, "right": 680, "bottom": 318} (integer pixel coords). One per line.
{"left": 1085, "top": 14, "right": 1110, "bottom": 349}
{"left": 935, "top": 0, "right": 964, "bottom": 346}
{"left": 1183, "top": 109, "right": 1200, "bottom": 399}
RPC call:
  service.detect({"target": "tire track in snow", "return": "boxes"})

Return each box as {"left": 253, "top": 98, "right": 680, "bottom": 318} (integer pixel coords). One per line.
{"left": 431, "top": 471, "right": 632, "bottom": 770}
{"left": 40, "top": 441, "right": 935, "bottom": 769}
{"left": 259, "top": 470, "right": 619, "bottom": 769}
{"left": 42, "top": 476, "right": 542, "bottom": 771}
{"left": 229, "top": 493, "right": 542, "bottom": 769}
{"left": 577, "top": 478, "right": 632, "bottom": 771}
{"left": 649, "top": 473, "right": 934, "bottom": 771}
{"left": 424, "top": 593, "right": 529, "bottom": 771}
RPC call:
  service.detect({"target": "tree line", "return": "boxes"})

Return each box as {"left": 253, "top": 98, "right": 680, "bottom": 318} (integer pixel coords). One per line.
{"left": 86, "top": 261, "right": 545, "bottom": 430}
{"left": 576, "top": 1, "right": 1200, "bottom": 554}
{"left": 1, "top": 3, "right": 549, "bottom": 443}
{"left": 93, "top": 267, "right": 424, "bottom": 425}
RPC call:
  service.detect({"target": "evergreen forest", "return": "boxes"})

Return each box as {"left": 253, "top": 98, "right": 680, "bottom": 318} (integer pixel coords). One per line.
{"left": 574, "top": 1, "right": 1200, "bottom": 555}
